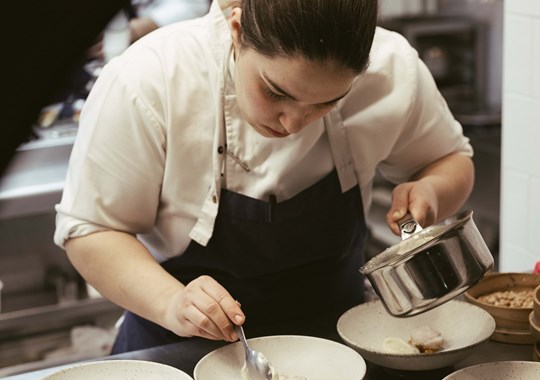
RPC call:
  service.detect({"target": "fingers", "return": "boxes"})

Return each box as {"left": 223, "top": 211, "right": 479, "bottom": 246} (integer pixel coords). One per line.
{"left": 179, "top": 305, "right": 222, "bottom": 341}
{"left": 195, "top": 281, "right": 241, "bottom": 341}
{"left": 177, "top": 276, "right": 245, "bottom": 342}
{"left": 386, "top": 183, "right": 412, "bottom": 235}
{"left": 386, "top": 182, "right": 437, "bottom": 235}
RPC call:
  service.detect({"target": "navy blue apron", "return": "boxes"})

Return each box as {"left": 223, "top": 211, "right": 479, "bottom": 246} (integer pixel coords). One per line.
{"left": 111, "top": 167, "right": 368, "bottom": 353}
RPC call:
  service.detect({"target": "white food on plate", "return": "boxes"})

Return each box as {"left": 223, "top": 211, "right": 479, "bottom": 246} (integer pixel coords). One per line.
{"left": 410, "top": 326, "right": 444, "bottom": 352}
{"left": 382, "top": 326, "right": 445, "bottom": 354}
{"left": 240, "top": 361, "right": 307, "bottom": 380}
{"left": 382, "top": 337, "right": 420, "bottom": 354}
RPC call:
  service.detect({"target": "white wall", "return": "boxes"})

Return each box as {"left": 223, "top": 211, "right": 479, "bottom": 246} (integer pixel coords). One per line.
{"left": 500, "top": 0, "right": 540, "bottom": 271}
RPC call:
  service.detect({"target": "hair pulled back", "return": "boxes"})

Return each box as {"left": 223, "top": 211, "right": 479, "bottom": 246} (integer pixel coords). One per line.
{"left": 238, "top": 0, "right": 378, "bottom": 74}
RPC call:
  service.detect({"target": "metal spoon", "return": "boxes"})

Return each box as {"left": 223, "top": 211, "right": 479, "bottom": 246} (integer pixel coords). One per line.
{"left": 235, "top": 325, "right": 276, "bottom": 380}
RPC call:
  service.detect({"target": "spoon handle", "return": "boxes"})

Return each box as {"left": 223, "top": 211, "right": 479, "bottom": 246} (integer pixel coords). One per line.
{"left": 235, "top": 325, "right": 250, "bottom": 352}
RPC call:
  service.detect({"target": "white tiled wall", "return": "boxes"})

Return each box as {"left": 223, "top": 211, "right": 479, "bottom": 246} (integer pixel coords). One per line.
{"left": 500, "top": 1, "right": 540, "bottom": 271}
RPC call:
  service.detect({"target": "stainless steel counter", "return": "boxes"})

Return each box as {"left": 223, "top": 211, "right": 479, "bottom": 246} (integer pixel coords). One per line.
{"left": 4, "top": 334, "right": 534, "bottom": 380}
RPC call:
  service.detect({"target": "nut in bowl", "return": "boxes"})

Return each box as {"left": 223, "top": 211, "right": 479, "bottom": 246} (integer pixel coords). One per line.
{"left": 337, "top": 299, "right": 495, "bottom": 371}
{"left": 464, "top": 272, "right": 540, "bottom": 343}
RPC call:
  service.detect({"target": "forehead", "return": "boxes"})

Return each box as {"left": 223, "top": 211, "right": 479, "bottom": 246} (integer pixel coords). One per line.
{"left": 242, "top": 49, "right": 356, "bottom": 104}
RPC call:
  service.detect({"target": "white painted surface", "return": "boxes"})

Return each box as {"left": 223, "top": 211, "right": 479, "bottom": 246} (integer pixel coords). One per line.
{"left": 500, "top": 0, "right": 540, "bottom": 271}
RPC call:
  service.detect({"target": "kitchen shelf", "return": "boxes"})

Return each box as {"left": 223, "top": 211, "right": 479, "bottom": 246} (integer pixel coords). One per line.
{"left": 0, "top": 297, "right": 122, "bottom": 340}
{"left": 0, "top": 131, "right": 76, "bottom": 219}
{"left": 0, "top": 296, "right": 122, "bottom": 376}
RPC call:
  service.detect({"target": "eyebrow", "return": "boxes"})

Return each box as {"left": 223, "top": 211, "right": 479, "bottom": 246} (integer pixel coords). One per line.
{"left": 263, "top": 74, "right": 351, "bottom": 105}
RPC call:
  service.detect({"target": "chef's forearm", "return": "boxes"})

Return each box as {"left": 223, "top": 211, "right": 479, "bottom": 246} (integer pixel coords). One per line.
{"left": 412, "top": 152, "right": 474, "bottom": 221}
{"left": 65, "top": 231, "right": 183, "bottom": 328}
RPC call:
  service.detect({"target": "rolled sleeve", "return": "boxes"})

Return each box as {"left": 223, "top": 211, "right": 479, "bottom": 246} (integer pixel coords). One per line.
{"left": 54, "top": 57, "right": 166, "bottom": 248}
{"left": 342, "top": 27, "right": 473, "bottom": 192}
{"left": 378, "top": 57, "right": 473, "bottom": 184}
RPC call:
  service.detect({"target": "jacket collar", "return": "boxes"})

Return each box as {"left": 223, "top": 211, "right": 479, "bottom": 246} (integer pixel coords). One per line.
{"left": 206, "top": 0, "right": 234, "bottom": 67}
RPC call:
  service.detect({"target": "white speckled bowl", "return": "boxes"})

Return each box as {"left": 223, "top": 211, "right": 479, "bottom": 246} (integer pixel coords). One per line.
{"left": 41, "top": 360, "right": 193, "bottom": 379}
{"left": 443, "top": 361, "right": 540, "bottom": 379}
{"left": 194, "top": 335, "right": 366, "bottom": 380}
{"left": 337, "top": 299, "right": 495, "bottom": 371}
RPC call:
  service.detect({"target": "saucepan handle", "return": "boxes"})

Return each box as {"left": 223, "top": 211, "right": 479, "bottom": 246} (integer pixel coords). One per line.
{"left": 397, "top": 213, "right": 424, "bottom": 240}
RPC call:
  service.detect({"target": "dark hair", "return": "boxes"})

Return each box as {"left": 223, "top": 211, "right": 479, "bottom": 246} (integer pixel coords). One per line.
{"left": 239, "top": 0, "right": 378, "bottom": 74}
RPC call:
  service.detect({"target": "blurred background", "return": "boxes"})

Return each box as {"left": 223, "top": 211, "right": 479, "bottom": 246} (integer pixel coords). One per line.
{"left": 3, "top": 0, "right": 540, "bottom": 376}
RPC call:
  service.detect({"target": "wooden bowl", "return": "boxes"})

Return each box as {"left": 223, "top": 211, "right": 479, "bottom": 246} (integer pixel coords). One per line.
{"left": 464, "top": 272, "right": 540, "bottom": 333}
{"left": 534, "top": 284, "right": 540, "bottom": 321}
{"left": 491, "top": 327, "right": 534, "bottom": 345}
{"left": 534, "top": 341, "right": 540, "bottom": 362}
{"left": 530, "top": 310, "right": 540, "bottom": 342}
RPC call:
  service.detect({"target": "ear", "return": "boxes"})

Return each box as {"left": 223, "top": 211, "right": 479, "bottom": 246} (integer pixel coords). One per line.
{"left": 229, "top": 7, "right": 242, "bottom": 52}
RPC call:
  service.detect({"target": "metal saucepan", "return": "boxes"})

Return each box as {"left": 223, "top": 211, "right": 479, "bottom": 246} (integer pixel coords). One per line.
{"left": 360, "top": 209, "right": 494, "bottom": 317}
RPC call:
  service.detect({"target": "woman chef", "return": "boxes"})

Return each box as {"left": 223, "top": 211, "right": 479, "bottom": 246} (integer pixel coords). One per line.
{"left": 54, "top": 0, "right": 474, "bottom": 353}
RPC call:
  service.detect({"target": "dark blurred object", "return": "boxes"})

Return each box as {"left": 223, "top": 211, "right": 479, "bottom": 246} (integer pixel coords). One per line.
{"left": 380, "top": 16, "right": 487, "bottom": 114}
{"left": 2, "top": 0, "right": 129, "bottom": 177}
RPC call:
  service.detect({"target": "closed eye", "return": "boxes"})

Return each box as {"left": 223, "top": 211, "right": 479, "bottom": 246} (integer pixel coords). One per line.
{"left": 263, "top": 86, "right": 287, "bottom": 101}
{"left": 317, "top": 99, "right": 339, "bottom": 108}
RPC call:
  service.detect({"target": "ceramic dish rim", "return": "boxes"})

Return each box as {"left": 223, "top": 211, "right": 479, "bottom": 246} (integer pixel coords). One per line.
{"left": 337, "top": 299, "right": 496, "bottom": 359}
{"left": 193, "top": 334, "right": 367, "bottom": 379}
{"left": 441, "top": 360, "right": 540, "bottom": 379}
{"left": 40, "top": 359, "right": 193, "bottom": 380}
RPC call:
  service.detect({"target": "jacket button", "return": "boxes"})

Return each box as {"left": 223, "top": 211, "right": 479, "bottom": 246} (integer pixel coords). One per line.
{"left": 217, "top": 146, "right": 224, "bottom": 154}
{"left": 212, "top": 195, "right": 218, "bottom": 203}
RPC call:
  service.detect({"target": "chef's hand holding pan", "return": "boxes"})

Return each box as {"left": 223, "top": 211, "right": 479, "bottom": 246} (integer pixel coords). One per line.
{"left": 385, "top": 152, "right": 474, "bottom": 236}
{"left": 162, "top": 275, "right": 245, "bottom": 342}
{"left": 386, "top": 180, "right": 438, "bottom": 236}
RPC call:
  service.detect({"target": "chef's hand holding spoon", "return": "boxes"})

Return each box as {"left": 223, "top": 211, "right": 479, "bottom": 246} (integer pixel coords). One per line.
{"left": 162, "top": 275, "right": 245, "bottom": 342}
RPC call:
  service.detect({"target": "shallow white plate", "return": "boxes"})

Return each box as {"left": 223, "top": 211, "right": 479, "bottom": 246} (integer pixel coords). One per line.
{"left": 41, "top": 359, "right": 193, "bottom": 380}
{"left": 337, "top": 300, "right": 495, "bottom": 371}
{"left": 443, "top": 361, "right": 540, "bottom": 379}
{"left": 194, "top": 335, "right": 366, "bottom": 380}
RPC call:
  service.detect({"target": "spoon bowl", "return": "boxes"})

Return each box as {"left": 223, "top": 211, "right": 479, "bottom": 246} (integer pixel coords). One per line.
{"left": 235, "top": 325, "right": 275, "bottom": 380}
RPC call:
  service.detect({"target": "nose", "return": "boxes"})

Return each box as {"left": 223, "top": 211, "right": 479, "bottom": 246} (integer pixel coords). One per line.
{"left": 279, "top": 107, "right": 310, "bottom": 134}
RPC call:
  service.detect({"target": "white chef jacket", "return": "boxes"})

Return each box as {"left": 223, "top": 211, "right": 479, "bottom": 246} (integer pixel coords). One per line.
{"left": 54, "top": 0, "right": 473, "bottom": 262}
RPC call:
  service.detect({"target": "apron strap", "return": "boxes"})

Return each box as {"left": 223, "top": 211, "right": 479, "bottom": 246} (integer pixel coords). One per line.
{"left": 188, "top": 45, "right": 233, "bottom": 247}
{"left": 324, "top": 109, "right": 358, "bottom": 193}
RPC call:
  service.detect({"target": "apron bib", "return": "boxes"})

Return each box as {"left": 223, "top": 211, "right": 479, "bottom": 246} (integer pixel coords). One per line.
{"left": 112, "top": 169, "right": 367, "bottom": 353}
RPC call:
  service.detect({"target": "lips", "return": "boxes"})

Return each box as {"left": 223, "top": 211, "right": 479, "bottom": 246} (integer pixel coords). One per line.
{"left": 263, "top": 125, "right": 289, "bottom": 138}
